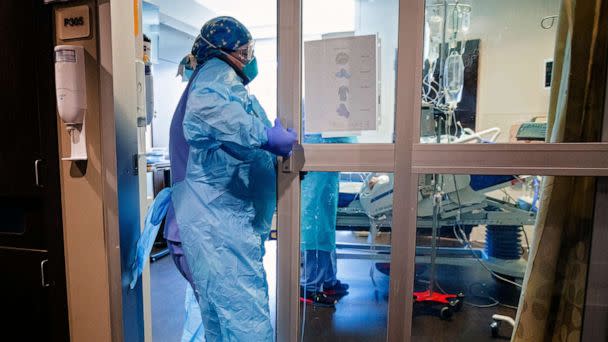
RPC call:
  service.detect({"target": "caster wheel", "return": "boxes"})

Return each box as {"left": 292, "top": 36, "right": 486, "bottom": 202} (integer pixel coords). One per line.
{"left": 453, "top": 293, "right": 465, "bottom": 311}
{"left": 490, "top": 320, "right": 500, "bottom": 338}
{"left": 451, "top": 299, "right": 463, "bottom": 312}
{"left": 440, "top": 306, "right": 453, "bottom": 320}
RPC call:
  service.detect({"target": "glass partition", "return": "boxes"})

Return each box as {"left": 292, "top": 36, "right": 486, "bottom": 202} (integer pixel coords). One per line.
{"left": 302, "top": 0, "right": 399, "bottom": 144}
{"left": 409, "top": 173, "right": 598, "bottom": 341}
{"left": 420, "top": 0, "right": 565, "bottom": 144}
{"left": 300, "top": 171, "right": 393, "bottom": 341}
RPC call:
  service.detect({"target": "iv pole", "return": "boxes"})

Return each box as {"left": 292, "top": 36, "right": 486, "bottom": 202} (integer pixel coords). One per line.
{"left": 413, "top": 0, "right": 464, "bottom": 320}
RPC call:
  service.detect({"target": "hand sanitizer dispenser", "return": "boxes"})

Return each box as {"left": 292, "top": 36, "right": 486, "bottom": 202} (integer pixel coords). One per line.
{"left": 55, "top": 45, "right": 87, "bottom": 160}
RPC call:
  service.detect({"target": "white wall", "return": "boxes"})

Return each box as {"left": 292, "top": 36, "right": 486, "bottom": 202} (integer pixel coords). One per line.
{"left": 300, "top": 0, "right": 398, "bottom": 142}
{"left": 466, "top": 0, "right": 560, "bottom": 141}
{"left": 150, "top": 61, "right": 187, "bottom": 148}
{"left": 146, "top": 0, "right": 214, "bottom": 35}
{"left": 149, "top": 22, "right": 195, "bottom": 148}
{"left": 356, "top": 0, "right": 399, "bottom": 143}
{"left": 248, "top": 38, "right": 278, "bottom": 121}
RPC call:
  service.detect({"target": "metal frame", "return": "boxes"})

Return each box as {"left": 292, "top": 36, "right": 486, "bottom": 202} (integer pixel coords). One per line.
{"left": 412, "top": 143, "right": 608, "bottom": 175}
{"left": 276, "top": 0, "right": 422, "bottom": 341}
{"left": 106, "top": 0, "right": 148, "bottom": 341}
{"left": 302, "top": 144, "right": 395, "bottom": 172}
{"left": 387, "top": 0, "right": 425, "bottom": 340}
{"left": 276, "top": 0, "right": 302, "bottom": 341}
{"left": 276, "top": 0, "right": 608, "bottom": 341}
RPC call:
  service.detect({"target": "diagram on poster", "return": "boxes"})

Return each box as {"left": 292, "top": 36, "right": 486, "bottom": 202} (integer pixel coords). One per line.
{"left": 304, "top": 35, "right": 377, "bottom": 133}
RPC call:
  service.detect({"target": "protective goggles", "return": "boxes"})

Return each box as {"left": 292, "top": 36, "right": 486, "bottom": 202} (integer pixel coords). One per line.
{"left": 200, "top": 36, "right": 255, "bottom": 63}
{"left": 232, "top": 42, "right": 255, "bottom": 63}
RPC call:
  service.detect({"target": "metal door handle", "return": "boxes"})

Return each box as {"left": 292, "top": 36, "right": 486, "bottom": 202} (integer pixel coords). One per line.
{"left": 34, "top": 159, "right": 43, "bottom": 188}
{"left": 281, "top": 143, "right": 304, "bottom": 173}
{"left": 40, "top": 259, "right": 51, "bottom": 287}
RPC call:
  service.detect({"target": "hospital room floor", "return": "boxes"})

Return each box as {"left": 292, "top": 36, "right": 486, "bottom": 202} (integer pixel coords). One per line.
{"left": 151, "top": 232, "right": 519, "bottom": 341}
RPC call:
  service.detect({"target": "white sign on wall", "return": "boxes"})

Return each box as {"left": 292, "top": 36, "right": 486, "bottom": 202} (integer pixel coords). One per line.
{"left": 304, "top": 35, "right": 378, "bottom": 133}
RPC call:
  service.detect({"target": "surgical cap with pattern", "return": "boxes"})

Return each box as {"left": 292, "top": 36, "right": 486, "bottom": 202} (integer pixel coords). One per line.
{"left": 191, "top": 16, "right": 252, "bottom": 66}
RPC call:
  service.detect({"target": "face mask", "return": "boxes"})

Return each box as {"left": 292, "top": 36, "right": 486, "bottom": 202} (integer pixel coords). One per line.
{"left": 240, "top": 57, "right": 258, "bottom": 85}
{"left": 200, "top": 35, "right": 257, "bottom": 84}
{"left": 183, "top": 68, "right": 194, "bottom": 82}
{"left": 177, "top": 54, "right": 197, "bottom": 82}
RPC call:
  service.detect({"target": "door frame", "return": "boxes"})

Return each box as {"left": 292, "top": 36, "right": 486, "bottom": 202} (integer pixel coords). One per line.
{"left": 275, "top": 0, "right": 608, "bottom": 341}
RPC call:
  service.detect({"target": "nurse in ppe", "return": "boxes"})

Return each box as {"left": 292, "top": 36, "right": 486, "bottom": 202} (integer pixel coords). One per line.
{"left": 167, "top": 16, "right": 296, "bottom": 341}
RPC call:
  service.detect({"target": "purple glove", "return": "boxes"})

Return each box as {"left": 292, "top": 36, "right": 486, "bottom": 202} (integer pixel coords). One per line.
{"left": 262, "top": 118, "right": 297, "bottom": 157}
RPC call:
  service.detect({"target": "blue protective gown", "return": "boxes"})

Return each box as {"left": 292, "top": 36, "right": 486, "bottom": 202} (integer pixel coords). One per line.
{"left": 172, "top": 58, "right": 276, "bottom": 342}
{"left": 300, "top": 134, "right": 354, "bottom": 252}
{"left": 300, "top": 171, "right": 340, "bottom": 252}
{"left": 300, "top": 134, "right": 353, "bottom": 292}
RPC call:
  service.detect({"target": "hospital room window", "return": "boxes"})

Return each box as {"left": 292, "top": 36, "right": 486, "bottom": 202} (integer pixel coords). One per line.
{"left": 299, "top": 171, "right": 393, "bottom": 341}
{"left": 409, "top": 173, "right": 599, "bottom": 341}
{"left": 418, "top": 0, "right": 600, "bottom": 144}
{"left": 301, "top": 0, "right": 399, "bottom": 144}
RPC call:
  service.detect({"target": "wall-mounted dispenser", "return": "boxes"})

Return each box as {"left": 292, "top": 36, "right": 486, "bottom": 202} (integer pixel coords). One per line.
{"left": 55, "top": 45, "right": 87, "bottom": 160}
{"left": 143, "top": 34, "right": 154, "bottom": 125}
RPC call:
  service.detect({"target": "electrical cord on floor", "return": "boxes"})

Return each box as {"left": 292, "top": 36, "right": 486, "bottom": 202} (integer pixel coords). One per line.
{"left": 453, "top": 224, "right": 523, "bottom": 289}
{"left": 451, "top": 175, "right": 523, "bottom": 289}
{"left": 465, "top": 283, "right": 502, "bottom": 309}
{"left": 466, "top": 298, "right": 499, "bottom": 308}
{"left": 499, "top": 302, "right": 519, "bottom": 310}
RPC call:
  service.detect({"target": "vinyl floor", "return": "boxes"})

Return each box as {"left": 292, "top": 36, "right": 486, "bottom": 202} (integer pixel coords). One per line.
{"left": 151, "top": 234, "right": 519, "bottom": 342}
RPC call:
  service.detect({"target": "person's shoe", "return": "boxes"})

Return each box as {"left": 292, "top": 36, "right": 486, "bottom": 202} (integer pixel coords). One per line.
{"left": 323, "top": 280, "right": 349, "bottom": 296}
{"left": 300, "top": 289, "right": 337, "bottom": 308}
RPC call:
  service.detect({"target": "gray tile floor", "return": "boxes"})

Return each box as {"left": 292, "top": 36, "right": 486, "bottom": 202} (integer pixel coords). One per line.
{"left": 151, "top": 254, "right": 188, "bottom": 342}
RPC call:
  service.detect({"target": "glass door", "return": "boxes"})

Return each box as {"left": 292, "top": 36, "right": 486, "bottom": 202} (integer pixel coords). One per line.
{"left": 276, "top": 0, "right": 608, "bottom": 341}
{"left": 276, "top": 0, "right": 410, "bottom": 340}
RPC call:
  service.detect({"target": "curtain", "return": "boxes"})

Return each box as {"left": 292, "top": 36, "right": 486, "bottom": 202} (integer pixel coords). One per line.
{"left": 512, "top": 0, "right": 608, "bottom": 341}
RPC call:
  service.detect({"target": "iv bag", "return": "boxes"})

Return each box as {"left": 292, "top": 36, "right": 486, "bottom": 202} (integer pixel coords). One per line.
{"left": 457, "top": 1, "right": 472, "bottom": 34}
{"left": 424, "top": 19, "right": 430, "bottom": 62}
{"left": 428, "top": 15, "right": 443, "bottom": 43}
{"left": 444, "top": 51, "right": 464, "bottom": 106}
{"left": 427, "top": 15, "right": 443, "bottom": 63}
{"left": 461, "top": 11, "right": 471, "bottom": 33}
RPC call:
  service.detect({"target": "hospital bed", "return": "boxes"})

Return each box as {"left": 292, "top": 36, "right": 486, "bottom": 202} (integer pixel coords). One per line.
{"left": 335, "top": 172, "right": 537, "bottom": 278}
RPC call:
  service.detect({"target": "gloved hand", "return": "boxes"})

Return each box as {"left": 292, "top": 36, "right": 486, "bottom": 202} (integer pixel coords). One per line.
{"left": 262, "top": 118, "right": 297, "bottom": 157}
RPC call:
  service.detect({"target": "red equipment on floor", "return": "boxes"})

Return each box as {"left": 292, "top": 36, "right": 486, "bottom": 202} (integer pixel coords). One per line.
{"left": 413, "top": 191, "right": 464, "bottom": 320}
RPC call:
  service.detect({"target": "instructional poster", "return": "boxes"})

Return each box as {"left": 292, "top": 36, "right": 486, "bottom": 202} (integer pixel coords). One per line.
{"left": 304, "top": 35, "right": 378, "bottom": 133}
